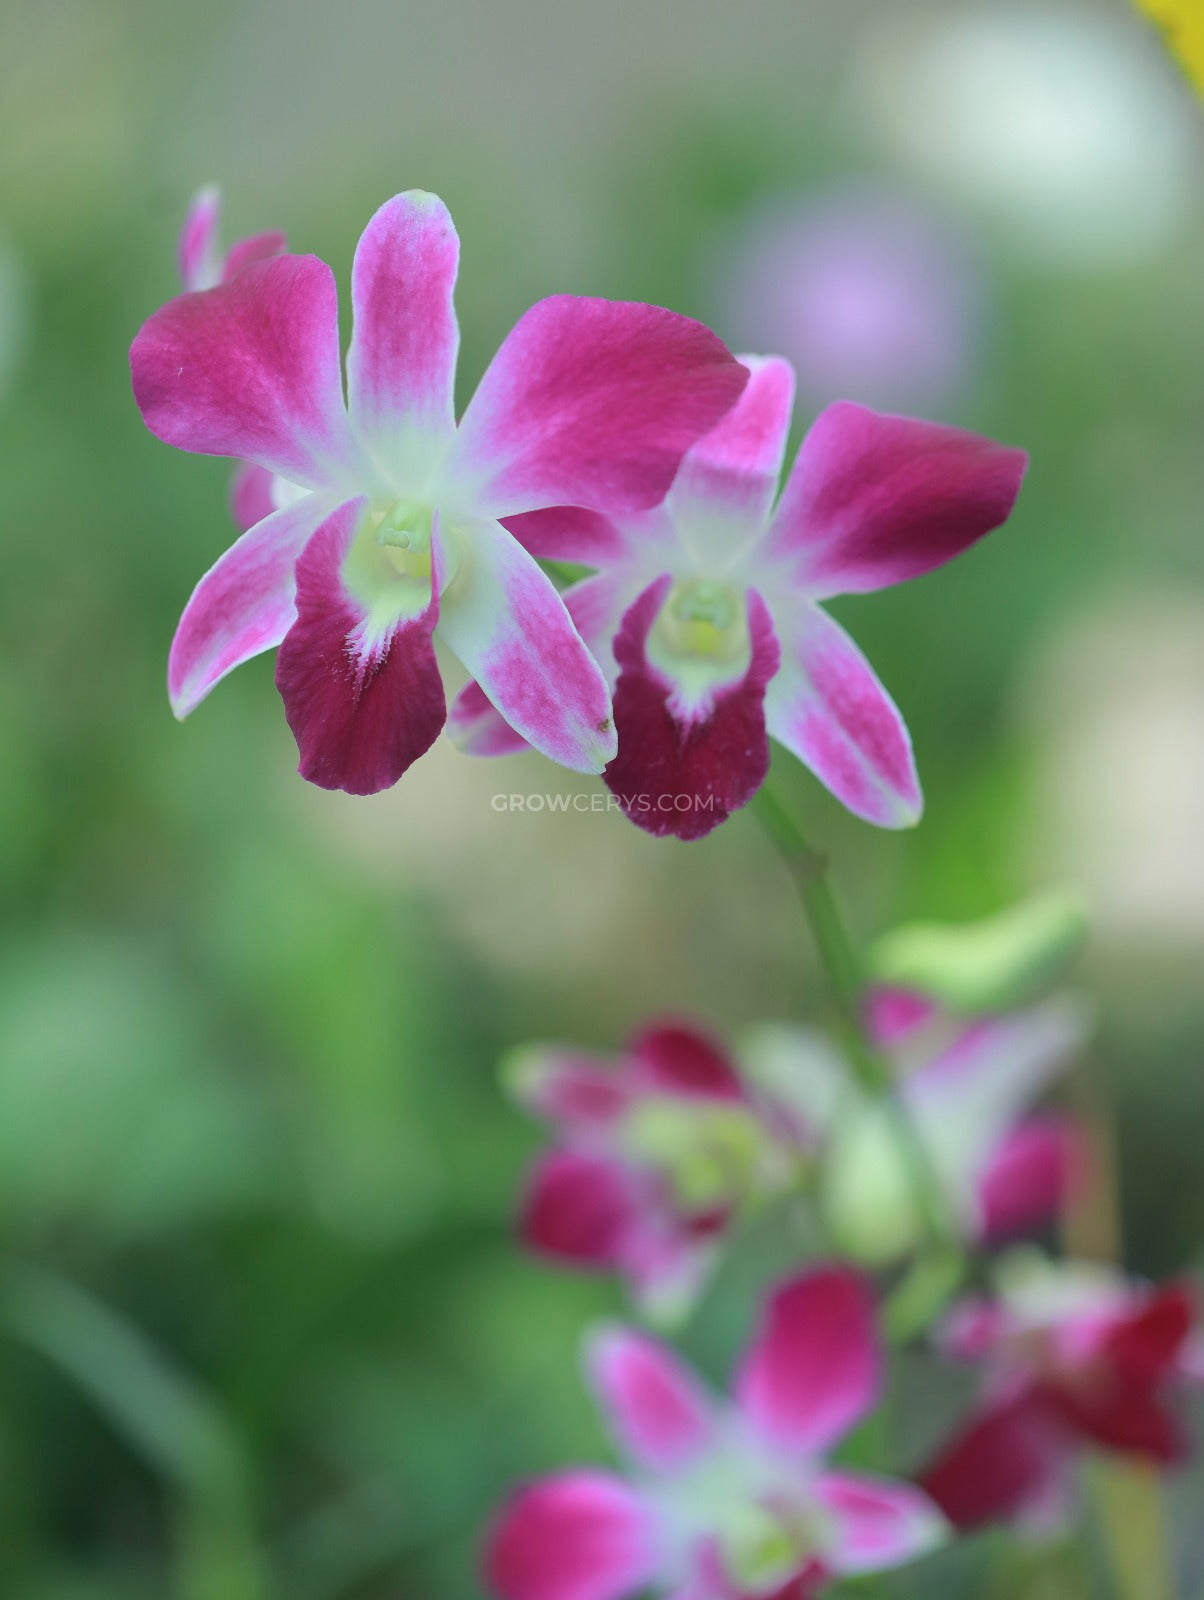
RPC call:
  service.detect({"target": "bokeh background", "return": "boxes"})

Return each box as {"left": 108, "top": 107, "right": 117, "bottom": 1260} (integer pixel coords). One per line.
{"left": 1, "top": 0, "right": 1203, "bottom": 1594}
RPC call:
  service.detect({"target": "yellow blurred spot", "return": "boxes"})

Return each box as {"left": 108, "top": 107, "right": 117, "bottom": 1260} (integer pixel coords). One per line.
{"left": 1136, "top": 0, "right": 1204, "bottom": 94}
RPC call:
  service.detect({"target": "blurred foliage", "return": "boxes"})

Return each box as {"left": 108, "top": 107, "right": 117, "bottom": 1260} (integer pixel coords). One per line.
{"left": 1, "top": 0, "right": 1203, "bottom": 1595}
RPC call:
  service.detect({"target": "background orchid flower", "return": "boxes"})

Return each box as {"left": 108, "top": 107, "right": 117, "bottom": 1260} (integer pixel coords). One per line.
{"left": 176, "top": 186, "right": 289, "bottom": 534}
{"left": 507, "top": 1021, "right": 798, "bottom": 1321}
{"left": 921, "top": 1250, "right": 1203, "bottom": 1533}
{"left": 131, "top": 190, "right": 748, "bottom": 794}
{"left": 740, "top": 989, "right": 1087, "bottom": 1264}
{"left": 450, "top": 355, "right": 1027, "bottom": 837}
{"left": 485, "top": 1268, "right": 946, "bottom": 1600}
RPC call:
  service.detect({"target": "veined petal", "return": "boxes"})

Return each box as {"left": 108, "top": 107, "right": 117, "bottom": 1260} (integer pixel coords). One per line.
{"left": 520, "top": 1150, "right": 636, "bottom": 1267}
{"left": 504, "top": 506, "right": 630, "bottom": 566}
{"left": 586, "top": 1325, "right": 716, "bottom": 1473}
{"left": 178, "top": 185, "right": 222, "bottom": 291}
{"left": 130, "top": 254, "right": 363, "bottom": 488}
{"left": 447, "top": 571, "right": 638, "bottom": 757}
{"left": 346, "top": 191, "right": 459, "bottom": 484}
{"left": 275, "top": 499, "right": 445, "bottom": 793}
{"left": 604, "top": 579, "right": 779, "bottom": 841}
{"left": 169, "top": 490, "right": 341, "bottom": 717}
{"left": 485, "top": 1474, "right": 657, "bottom": 1600}
{"left": 229, "top": 462, "right": 279, "bottom": 531}
{"left": 736, "top": 1267, "right": 880, "bottom": 1456}
{"left": 764, "top": 602, "right": 920, "bottom": 828}
{"left": 666, "top": 356, "right": 795, "bottom": 559}
{"left": 629, "top": 1023, "right": 745, "bottom": 1101}
{"left": 450, "top": 296, "right": 748, "bottom": 518}
{"left": 813, "top": 1473, "right": 946, "bottom": 1574}
{"left": 437, "top": 518, "right": 615, "bottom": 774}
{"left": 976, "top": 1116, "right": 1082, "bottom": 1245}
{"left": 920, "top": 1392, "right": 1068, "bottom": 1531}
{"left": 765, "top": 402, "right": 1027, "bottom": 599}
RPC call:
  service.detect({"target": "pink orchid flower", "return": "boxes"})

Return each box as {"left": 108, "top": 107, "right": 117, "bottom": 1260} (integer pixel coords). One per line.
{"left": 486, "top": 1268, "right": 946, "bottom": 1600}
{"left": 921, "top": 1252, "right": 1203, "bottom": 1533}
{"left": 507, "top": 1021, "right": 798, "bottom": 1321}
{"left": 131, "top": 190, "right": 748, "bottom": 794}
{"left": 176, "top": 186, "right": 288, "bottom": 534}
{"left": 741, "top": 989, "right": 1086, "bottom": 1264}
{"left": 449, "top": 356, "right": 1027, "bottom": 837}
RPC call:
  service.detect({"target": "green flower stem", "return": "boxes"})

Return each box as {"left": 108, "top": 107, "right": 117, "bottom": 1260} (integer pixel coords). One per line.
{"left": 752, "top": 779, "right": 962, "bottom": 1271}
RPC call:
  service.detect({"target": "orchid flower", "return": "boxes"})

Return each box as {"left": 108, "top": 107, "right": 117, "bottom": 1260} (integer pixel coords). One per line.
{"left": 486, "top": 1268, "right": 946, "bottom": 1600}
{"left": 507, "top": 1021, "right": 799, "bottom": 1321}
{"left": 131, "top": 190, "right": 748, "bottom": 793}
{"left": 922, "top": 1250, "right": 1203, "bottom": 1533}
{"left": 740, "top": 989, "right": 1086, "bottom": 1264}
{"left": 176, "top": 186, "right": 288, "bottom": 534}
{"left": 450, "top": 356, "right": 1027, "bottom": 837}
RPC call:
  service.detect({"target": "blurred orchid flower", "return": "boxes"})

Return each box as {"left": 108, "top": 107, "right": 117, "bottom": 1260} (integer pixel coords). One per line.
{"left": 741, "top": 990, "right": 1087, "bottom": 1264}
{"left": 506, "top": 1021, "right": 798, "bottom": 1322}
{"left": 450, "top": 358, "right": 1027, "bottom": 837}
{"left": 176, "top": 186, "right": 289, "bottom": 534}
{"left": 922, "top": 1250, "right": 1203, "bottom": 1532}
{"left": 485, "top": 1268, "right": 946, "bottom": 1600}
{"left": 131, "top": 190, "right": 747, "bottom": 793}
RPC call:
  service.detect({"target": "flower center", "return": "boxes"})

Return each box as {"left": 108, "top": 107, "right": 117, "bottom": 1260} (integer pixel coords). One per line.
{"left": 342, "top": 501, "right": 448, "bottom": 632}
{"left": 622, "top": 1097, "right": 764, "bottom": 1215}
{"left": 652, "top": 579, "right": 747, "bottom": 664}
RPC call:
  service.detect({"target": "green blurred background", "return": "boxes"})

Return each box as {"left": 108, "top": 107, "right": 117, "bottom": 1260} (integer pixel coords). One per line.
{"left": 1, "top": 0, "right": 1203, "bottom": 1594}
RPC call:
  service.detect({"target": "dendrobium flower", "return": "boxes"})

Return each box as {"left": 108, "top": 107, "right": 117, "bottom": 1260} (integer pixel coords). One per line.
{"left": 485, "top": 1268, "right": 946, "bottom": 1600}
{"left": 741, "top": 988, "right": 1086, "bottom": 1264}
{"left": 176, "top": 186, "right": 288, "bottom": 534}
{"left": 921, "top": 1251, "right": 1204, "bottom": 1533}
{"left": 450, "top": 356, "right": 1027, "bottom": 837}
{"left": 507, "top": 1021, "right": 798, "bottom": 1321}
{"left": 131, "top": 190, "right": 748, "bottom": 793}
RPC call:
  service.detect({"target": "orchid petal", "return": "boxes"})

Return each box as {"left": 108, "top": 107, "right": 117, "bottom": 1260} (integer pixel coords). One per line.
{"left": 604, "top": 579, "right": 779, "bottom": 840}
{"left": 130, "top": 254, "right": 364, "bottom": 488}
{"left": 736, "top": 1267, "right": 880, "bottom": 1455}
{"left": 666, "top": 356, "right": 795, "bottom": 557}
{"left": 168, "top": 491, "right": 341, "bottom": 717}
{"left": 229, "top": 462, "right": 279, "bottom": 532}
{"left": 586, "top": 1325, "right": 716, "bottom": 1473}
{"left": 814, "top": 1473, "right": 946, "bottom": 1574}
{"left": 505, "top": 1046, "right": 632, "bottom": 1130}
{"left": 765, "top": 402, "right": 1027, "bottom": 598}
{"left": 274, "top": 499, "right": 445, "bottom": 793}
{"left": 922, "top": 1392, "right": 1070, "bottom": 1531}
{"left": 451, "top": 296, "right": 748, "bottom": 517}
{"left": 346, "top": 191, "right": 459, "bottom": 485}
{"left": 976, "top": 1116, "right": 1082, "bottom": 1244}
{"left": 504, "top": 506, "right": 630, "bottom": 566}
{"left": 438, "top": 518, "right": 616, "bottom": 774}
{"left": 222, "top": 230, "right": 287, "bottom": 281}
{"left": 178, "top": 185, "right": 222, "bottom": 291}
{"left": 485, "top": 1474, "right": 657, "bottom": 1600}
{"left": 629, "top": 1023, "right": 745, "bottom": 1100}
{"left": 520, "top": 1150, "right": 635, "bottom": 1268}
{"left": 764, "top": 602, "right": 921, "bottom": 828}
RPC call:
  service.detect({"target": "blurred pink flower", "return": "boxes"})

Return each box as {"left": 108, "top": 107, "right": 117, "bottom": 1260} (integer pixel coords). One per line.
{"left": 132, "top": 190, "right": 747, "bottom": 793}
{"left": 486, "top": 1268, "right": 945, "bottom": 1600}
{"left": 712, "top": 187, "right": 981, "bottom": 415}
{"left": 451, "top": 360, "right": 1027, "bottom": 837}
{"left": 507, "top": 1020, "right": 797, "bottom": 1320}
{"left": 922, "top": 1255, "right": 1203, "bottom": 1532}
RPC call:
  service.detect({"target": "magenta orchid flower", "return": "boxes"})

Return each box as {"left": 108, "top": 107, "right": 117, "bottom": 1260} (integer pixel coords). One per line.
{"left": 921, "top": 1252, "right": 1203, "bottom": 1533}
{"left": 486, "top": 1268, "right": 946, "bottom": 1600}
{"left": 176, "top": 186, "right": 288, "bottom": 534}
{"left": 449, "top": 356, "right": 1027, "bottom": 837}
{"left": 507, "top": 1021, "right": 798, "bottom": 1321}
{"left": 741, "top": 989, "right": 1086, "bottom": 1264}
{"left": 131, "top": 190, "right": 748, "bottom": 794}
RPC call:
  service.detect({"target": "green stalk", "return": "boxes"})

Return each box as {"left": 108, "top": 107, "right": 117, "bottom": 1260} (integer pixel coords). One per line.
{"left": 752, "top": 777, "right": 962, "bottom": 1277}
